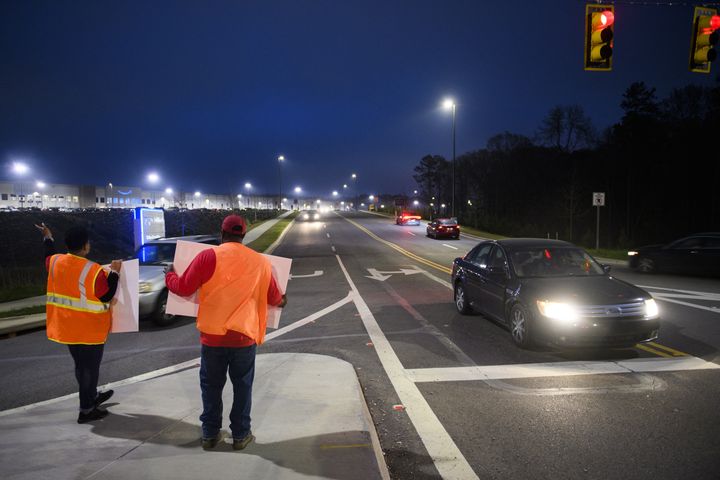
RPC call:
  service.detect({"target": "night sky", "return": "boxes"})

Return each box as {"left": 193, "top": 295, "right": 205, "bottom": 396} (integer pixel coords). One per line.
{"left": 1, "top": 1, "right": 716, "bottom": 197}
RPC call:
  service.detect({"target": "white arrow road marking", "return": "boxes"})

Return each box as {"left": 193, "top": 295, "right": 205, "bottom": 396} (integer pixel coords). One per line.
{"left": 442, "top": 243, "right": 458, "bottom": 250}
{"left": 289, "top": 270, "right": 324, "bottom": 279}
{"left": 639, "top": 285, "right": 720, "bottom": 314}
{"left": 365, "top": 267, "right": 423, "bottom": 281}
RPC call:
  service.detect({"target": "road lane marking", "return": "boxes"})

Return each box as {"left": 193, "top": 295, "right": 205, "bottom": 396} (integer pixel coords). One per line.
{"left": 652, "top": 296, "right": 720, "bottom": 315}
{"left": 331, "top": 245, "right": 337, "bottom": 252}
{"left": 326, "top": 233, "right": 331, "bottom": 238}
{"left": 290, "top": 270, "right": 324, "bottom": 279}
{"left": 264, "top": 292, "right": 354, "bottom": 342}
{"left": 632, "top": 343, "right": 672, "bottom": 358}
{"left": 407, "top": 231, "right": 416, "bottom": 236}
{"left": 342, "top": 217, "right": 452, "bottom": 274}
{"left": 442, "top": 243, "right": 458, "bottom": 250}
{"left": 646, "top": 342, "right": 687, "bottom": 357}
{"left": 335, "top": 254, "right": 479, "bottom": 480}
{"left": 405, "top": 356, "right": 720, "bottom": 383}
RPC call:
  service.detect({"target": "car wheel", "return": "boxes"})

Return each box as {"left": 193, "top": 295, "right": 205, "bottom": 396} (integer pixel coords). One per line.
{"left": 153, "top": 290, "right": 177, "bottom": 326}
{"left": 637, "top": 257, "right": 656, "bottom": 273}
{"left": 454, "top": 282, "right": 473, "bottom": 315}
{"left": 509, "top": 304, "right": 534, "bottom": 349}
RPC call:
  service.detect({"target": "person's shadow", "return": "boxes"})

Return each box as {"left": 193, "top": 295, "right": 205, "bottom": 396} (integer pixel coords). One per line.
{"left": 90, "top": 411, "right": 388, "bottom": 480}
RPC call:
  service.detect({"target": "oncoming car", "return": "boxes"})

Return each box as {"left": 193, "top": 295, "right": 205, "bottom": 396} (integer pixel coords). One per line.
{"left": 396, "top": 212, "right": 421, "bottom": 225}
{"left": 137, "top": 235, "right": 220, "bottom": 325}
{"left": 298, "top": 209, "right": 321, "bottom": 221}
{"left": 427, "top": 218, "right": 460, "bottom": 239}
{"left": 451, "top": 239, "right": 660, "bottom": 349}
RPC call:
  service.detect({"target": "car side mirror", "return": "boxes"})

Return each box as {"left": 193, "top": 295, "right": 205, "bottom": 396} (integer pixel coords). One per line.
{"left": 602, "top": 264, "right": 612, "bottom": 274}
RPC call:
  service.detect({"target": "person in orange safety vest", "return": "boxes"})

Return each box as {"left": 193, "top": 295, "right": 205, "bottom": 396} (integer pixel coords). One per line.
{"left": 165, "top": 214, "right": 287, "bottom": 451}
{"left": 38, "top": 223, "right": 123, "bottom": 424}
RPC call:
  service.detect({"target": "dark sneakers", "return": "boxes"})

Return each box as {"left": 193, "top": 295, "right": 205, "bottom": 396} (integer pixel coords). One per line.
{"left": 77, "top": 407, "right": 108, "bottom": 424}
{"left": 95, "top": 390, "right": 114, "bottom": 407}
{"left": 233, "top": 432, "right": 254, "bottom": 450}
{"left": 201, "top": 433, "right": 222, "bottom": 450}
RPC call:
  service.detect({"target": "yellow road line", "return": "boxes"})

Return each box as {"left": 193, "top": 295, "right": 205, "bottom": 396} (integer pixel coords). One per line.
{"left": 343, "top": 217, "right": 453, "bottom": 274}
{"left": 646, "top": 341, "right": 688, "bottom": 357}
{"left": 635, "top": 343, "right": 673, "bottom": 358}
{"left": 344, "top": 215, "right": 687, "bottom": 360}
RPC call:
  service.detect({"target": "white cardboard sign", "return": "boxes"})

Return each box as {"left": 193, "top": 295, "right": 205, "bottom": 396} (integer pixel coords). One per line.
{"left": 107, "top": 259, "right": 139, "bottom": 333}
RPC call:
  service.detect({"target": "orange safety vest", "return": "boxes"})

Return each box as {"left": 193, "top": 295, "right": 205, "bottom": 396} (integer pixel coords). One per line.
{"left": 196, "top": 243, "right": 272, "bottom": 345}
{"left": 46, "top": 254, "right": 112, "bottom": 345}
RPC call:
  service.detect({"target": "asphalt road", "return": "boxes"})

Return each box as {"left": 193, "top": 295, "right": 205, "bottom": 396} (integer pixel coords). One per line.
{"left": 1, "top": 211, "right": 719, "bottom": 479}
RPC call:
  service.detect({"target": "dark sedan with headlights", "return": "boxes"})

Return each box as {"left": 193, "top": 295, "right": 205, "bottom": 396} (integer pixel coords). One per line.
{"left": 628, "top": 232, "right": 720, "bottom": 276}
{"left": 451, "top": 238, "right": 660, "bottom": 349}
{"left": 427, "top": 218, "right": 460, "bottom": 239}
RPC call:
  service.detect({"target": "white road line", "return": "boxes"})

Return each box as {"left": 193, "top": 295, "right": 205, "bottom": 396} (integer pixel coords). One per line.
{"left": 442, "top": 243, "right": 458, "bottom": 250}
{"left": 335, "top": 254, "right": 479, "bottom": 480}
{"left": 331, "top": 245, "right": 337, "bottom": 252}
{"left": 405, "top": 356, "right": 720, "bottom": 383}
{"left": 654, "top": 296, "right": 720, "bottom": 314}
{"left": 264, "top": 293, "right": 354, "bottom": 342}
{"left": 638, "top": 285, "right": 720, "bottom": 299}
{"left": 407, "top": 232, "right": 416, "bottom": 236}
{"left": 326, "top": 233, "right": 331, "bottom": 238}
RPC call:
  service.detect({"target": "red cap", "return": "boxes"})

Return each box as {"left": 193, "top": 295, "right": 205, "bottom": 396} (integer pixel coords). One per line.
{"left": 222, "top": 215, "right": 247, "bottom": 235}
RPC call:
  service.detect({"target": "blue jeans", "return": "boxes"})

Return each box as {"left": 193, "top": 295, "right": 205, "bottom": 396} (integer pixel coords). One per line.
{"left": 199, "top": 343, "right": 256, "bottom": 440}
{"left": 67, "top": 344, "right": 105, "bottom": 413}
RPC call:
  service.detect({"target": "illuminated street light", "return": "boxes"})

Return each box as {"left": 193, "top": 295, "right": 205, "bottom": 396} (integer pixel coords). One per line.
{"left": 12, "top": 161, "right": 29, "bottom": 175}
{"left": 165, "top": 187, "right": 173, "bottom": 194}
{"left": 413, "top": 200, "right": 419, "bottom": 206}
{"left": 237, "top": 194, "right": 242, "bottom": 198}
{"left": 147, "top": 172, "right": 160, "bottom": 184}
{"left": 369, "top": 195, "right": 374, "bottom": 201}
{"left": 36, "top": 181, "right": 46, "bottom": 189}
{"left": 294, "top": 186, "right": 302, "bottom": 193}
{"left": 343, "top": 184, "right": 348, "bottom": 189}
{"left": 194, "top": 191, "right": 201, "bottom": 197}
{"left": 244, "top": 182, "right": 252, "bottom": 189}
{"left": 413, "top": 190, "right": 418, "bottom": 195}
{"left": 351, "top": 173, "right": 356, "bottom": 179}
{"left": 278, "top": 155, "right": 285, "bottom": 209}
{"left": 332, "top": 190, "right": 338, "bottom": 196}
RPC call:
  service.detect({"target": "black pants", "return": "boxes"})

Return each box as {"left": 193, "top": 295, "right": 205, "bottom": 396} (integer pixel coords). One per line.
{"left": 67, "top": 344, "right": 105, "bottom": 412}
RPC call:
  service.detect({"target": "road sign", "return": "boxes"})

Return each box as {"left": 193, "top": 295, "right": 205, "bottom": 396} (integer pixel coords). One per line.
{"left": 592, "top": 192, "right": 605, "bottom": 206}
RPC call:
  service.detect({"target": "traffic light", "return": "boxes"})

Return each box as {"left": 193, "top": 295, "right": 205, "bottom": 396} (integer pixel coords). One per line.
{"left": 584, "top": 4, "right": 614, "bottom": 71}
{"left": 689, "top": 6, "right": 720, "bottom": 73}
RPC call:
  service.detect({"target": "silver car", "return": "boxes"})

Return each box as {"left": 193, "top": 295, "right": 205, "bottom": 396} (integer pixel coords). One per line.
{"left": 136, "top": 235, "right": 220, "bottom": 325}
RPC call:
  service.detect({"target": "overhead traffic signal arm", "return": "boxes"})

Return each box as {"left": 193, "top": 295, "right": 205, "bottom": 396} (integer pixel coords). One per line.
{"left": 584, "top": 4, "right": 615, "bottom": 71}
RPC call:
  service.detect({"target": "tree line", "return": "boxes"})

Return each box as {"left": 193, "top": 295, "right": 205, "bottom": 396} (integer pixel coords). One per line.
{"left": 413, "top": 81, "right": 720, "bottom": 249}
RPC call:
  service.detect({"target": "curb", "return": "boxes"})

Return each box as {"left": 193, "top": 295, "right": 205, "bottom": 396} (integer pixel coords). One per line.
{"left": 0, "top": 313, "right": 46, "bottom": 336}
{"left": 264, "top": 217, "right": 296, "bottom": 254}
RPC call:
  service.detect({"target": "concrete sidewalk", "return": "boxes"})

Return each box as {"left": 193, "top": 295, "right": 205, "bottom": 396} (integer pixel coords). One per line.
{"left": 244, "top": 209, "right": 294, "bottom": 244}
{"left": 0, "top": 352, "right": 389, "bottom": 480}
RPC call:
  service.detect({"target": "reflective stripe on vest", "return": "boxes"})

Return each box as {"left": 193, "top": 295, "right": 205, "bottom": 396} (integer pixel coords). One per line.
{"left": 47, "top": 257, "right": 109, "bottom": 314}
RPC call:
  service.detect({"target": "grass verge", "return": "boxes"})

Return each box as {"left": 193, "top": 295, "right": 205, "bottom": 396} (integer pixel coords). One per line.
{"left": 246, "top": 212, "right": 298, "bottom": 253}
{"left": 0, "top": 305, "right": 45, "bottom": 319}
{"left": 0, "top": 285, "right": 45, "bottom": 304}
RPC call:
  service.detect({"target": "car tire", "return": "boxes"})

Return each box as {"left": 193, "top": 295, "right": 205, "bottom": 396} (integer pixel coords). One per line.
{"left": 454, "top": 282, "right": 473, "bottom": 315}
{"left": 153, "top": 290, "right": 177, "bottom": 327}
{"left": 509, "top": 303, "right": 534, "bottom": 349}
{"left": 637, "top": 257, "right": 656, "bottom": 273}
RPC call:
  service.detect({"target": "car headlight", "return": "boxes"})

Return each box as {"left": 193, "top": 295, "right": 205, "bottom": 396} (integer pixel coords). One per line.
{"left": 314, "top": 214, "right": 320, "bottom": 220}
{"left": 536, "top": 300, "right": 578, "bottom": 322}
{"left": 628, "top": 251, "right": 639, "bottom": 256}
{"left": 139, "top": 281, "right": 154, "bottom": 293}
{"left": 644, "top": 299, "right": 659, "bottom": 318}
{"left": 303, "top": 214, "right": 309, "bottom": 220}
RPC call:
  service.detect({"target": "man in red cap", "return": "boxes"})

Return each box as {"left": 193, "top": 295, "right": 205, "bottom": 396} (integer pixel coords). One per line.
{"left": 166, "top": 214, "right": 287, "bottom": 451}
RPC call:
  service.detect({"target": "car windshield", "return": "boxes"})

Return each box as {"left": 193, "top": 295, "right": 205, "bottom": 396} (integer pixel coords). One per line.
{"left": 510, "top": 247, "right": 605, "bottom": 278}
{"left": 137, "top": 243, "right": 176, "bottom": 265}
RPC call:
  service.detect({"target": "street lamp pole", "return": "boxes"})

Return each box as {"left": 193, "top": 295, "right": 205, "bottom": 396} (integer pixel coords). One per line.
{"left": 451, "top": 102, "right": 456, "bottom": 218}
{"left": 278, "top": 155, "right": 284, "bottom": 209}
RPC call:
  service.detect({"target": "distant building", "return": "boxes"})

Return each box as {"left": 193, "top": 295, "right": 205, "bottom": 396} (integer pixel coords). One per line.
{"left": 0, "top": 181, "right": 279, "bottom": 210}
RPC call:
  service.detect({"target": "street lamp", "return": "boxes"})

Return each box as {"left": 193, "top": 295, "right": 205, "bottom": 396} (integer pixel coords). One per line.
{"left": 244, "top": 182, "right": 252, "bottom": 209}
{"left": 442, "top": 98, "right": 457, "bottom": 217}
{"left": 278, "top": 155, "right": 284, "bottom": 209}
{"left": 351, "top": 173, "right": 358, "bottom": 211}
{"left": 294, "top": 186, "right": 302, "bottom": 193}
{"left": 332, "top": 190, "right": 338, "bottom": 197}
{"left": 413, "top": 200, "right": 419, "bottom": 206}
{"left": 147, "top": 172, "right": 160, "bottom": 205}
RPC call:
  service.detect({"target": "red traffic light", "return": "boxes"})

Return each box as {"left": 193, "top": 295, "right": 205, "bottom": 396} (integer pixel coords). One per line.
{"left": 599, "top": 10, "right": 614, "bottom": 28}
